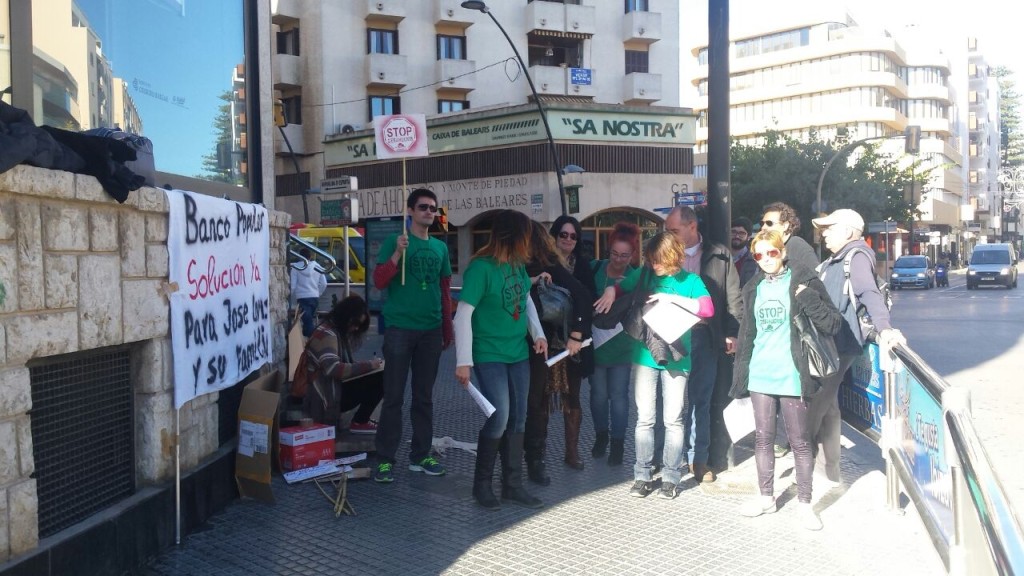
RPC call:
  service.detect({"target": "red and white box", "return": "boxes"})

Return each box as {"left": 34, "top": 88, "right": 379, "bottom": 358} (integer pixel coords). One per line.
{"left": 279, "top": 424, "right": 336, "bottom": 472}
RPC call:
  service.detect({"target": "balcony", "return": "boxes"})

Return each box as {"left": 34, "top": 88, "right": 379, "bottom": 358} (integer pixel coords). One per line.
{"left": 436, "top": 58, "right": 476, "bottom": 93}
{"left": 365, "top": 0, "right": 405, "bottom": 23}
{"left": 622, "top": 10, "right": 661, "bottom": 44}
{"left": 366, "top": 53, "right": 408, "bottom": 88}
{"left": 434, "top": 0, "right": 473, "bottom": 27}
{"left": 564, "top": 4, "right": 595, "bottom": 36}
{"left": 276, "top": 123, "right": 306, "bottom": 155}
{"left": 271, "top": 0, "right": 300, "bottom": 25}
{"left": 623, "top": 72, "right": 661, "bottom": 104}
{"left": 273, "top": 54, "right": 302, "bottom": 89}
{"left": 525, "top": 1, "right": 564, "bottom": 34}
{"left": 528, "top": 65, "right": 566, "bottom": 97}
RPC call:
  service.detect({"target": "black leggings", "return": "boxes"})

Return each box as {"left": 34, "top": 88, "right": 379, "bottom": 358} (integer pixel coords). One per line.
{"left": 751, "top": 392, "right": 813, "bottom": 503}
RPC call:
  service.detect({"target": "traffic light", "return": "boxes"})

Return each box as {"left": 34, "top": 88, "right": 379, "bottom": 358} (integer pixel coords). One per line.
{"left": 905, "top": 125, "right": 920, "bottom": 154}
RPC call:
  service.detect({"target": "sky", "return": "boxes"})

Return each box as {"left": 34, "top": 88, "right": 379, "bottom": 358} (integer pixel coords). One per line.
{"left": 680, "top": 0, "right": 1019, "bottom": 105}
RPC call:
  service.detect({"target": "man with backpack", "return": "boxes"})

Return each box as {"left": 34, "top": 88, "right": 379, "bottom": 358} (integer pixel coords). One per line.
{"left": 812, "top": 209, "right": 905, "bottom": 483}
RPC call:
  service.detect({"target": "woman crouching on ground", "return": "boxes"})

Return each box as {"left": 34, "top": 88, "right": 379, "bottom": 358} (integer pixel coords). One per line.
{"left": 455, "top": 210, "right": 548, "bottom": 510}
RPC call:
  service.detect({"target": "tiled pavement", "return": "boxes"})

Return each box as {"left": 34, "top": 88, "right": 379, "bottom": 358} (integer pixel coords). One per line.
{"left": 142, "top": 335, "right": 945, "bottom": 576}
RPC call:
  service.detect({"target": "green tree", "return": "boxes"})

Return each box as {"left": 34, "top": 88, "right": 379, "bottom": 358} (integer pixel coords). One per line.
{"left": 730, "top": 130, "right": 922, "bottom": 244}
{"left": 995, "top": 66, "right": 1024, "bottom": 168}
{"left": 197, "top": 90, "right": 243, "bottom": 184}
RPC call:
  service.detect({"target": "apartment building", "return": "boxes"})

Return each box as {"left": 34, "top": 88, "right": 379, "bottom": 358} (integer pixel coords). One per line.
{"left": 688, "top": 7, "right": 995, "bottom": 255}
{"left": 270, "top": 0, "right": 694, "bottom": 274}
{"left": 963, "top": 38, "right": 1005, "bottom": 243}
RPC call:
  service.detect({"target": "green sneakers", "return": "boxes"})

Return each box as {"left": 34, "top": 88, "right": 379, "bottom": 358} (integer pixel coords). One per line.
{"left": 374, "top": 462, "right": 394, "bottom": 483}
{"left": 409, "top": 456, "right": 446, "bottom": 476}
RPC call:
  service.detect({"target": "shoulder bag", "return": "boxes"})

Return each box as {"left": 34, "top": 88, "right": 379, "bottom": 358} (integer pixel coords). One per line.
{"left": 792, "top": 311, "right": 840, "bottom": 378}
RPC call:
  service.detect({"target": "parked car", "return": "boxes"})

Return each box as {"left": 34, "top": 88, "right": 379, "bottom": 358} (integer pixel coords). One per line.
{"left": 890, "top": 255, "right": 934, "bottom": 289}
{"left": 966, "top": 243, "right": 1019, "bottom": 289}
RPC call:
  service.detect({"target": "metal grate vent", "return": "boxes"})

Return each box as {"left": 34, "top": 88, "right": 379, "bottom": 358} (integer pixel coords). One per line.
{"left": 29, "top": 346, "right": 135, "bottom": 539}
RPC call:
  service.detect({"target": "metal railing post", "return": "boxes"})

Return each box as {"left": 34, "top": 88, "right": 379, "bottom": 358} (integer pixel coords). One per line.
{"left": 880, "top": 342, "right": 903, "bottom": 512}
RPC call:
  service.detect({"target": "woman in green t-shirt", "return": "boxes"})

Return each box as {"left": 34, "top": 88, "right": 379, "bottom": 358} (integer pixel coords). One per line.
{"left": 589, "top": 221, "right": 640, "bottom": 466}
{"left": 454, "top": 210, "right": 548, "bottom": 511}
{"left": 594, "top": 232, "right": 714, "bottom": 500}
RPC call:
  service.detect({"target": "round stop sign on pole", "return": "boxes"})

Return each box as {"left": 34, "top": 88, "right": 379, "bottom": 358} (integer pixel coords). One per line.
{"left": 382, "top": 116, "right": 418, "bottom": 153}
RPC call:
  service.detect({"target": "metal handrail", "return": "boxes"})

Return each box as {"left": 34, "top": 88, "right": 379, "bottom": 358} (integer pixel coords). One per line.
{"left": 287, "top": 233, "right": 337, "bottom": 275}
{"left": 892, "top": 342, "right": 949, "bottom": 400}
{"left": 946, "top": 410, "right": 1024, "bottom": 575}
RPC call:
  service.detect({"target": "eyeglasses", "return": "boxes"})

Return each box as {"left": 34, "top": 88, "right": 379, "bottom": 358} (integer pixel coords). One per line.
{"left": 760, "top": 220, "right": 776, "bottom": 228}
{"left": 558, "top": 231, "right": 578, "bottom": 241}
{"left": 752, "top": 249, "right": 781, "bottom": 262}
{"left": 415, "top": 204, "right": 438, "bottom": 213}
{"left": 730, "top": 230, "right": 749, "bottom": 236}
{"left": 609, "top": 250, "right": 632, "bottom": 260}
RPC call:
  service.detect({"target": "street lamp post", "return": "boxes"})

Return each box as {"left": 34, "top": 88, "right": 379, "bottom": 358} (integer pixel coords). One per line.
{"left": 461, "top": 1, "right": 567, "bottom": 215}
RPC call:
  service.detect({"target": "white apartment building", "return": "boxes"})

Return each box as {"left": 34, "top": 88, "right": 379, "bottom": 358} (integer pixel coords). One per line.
{"left": 963, "top": 38, "right": 1004, "bottom": 243}
{"left": 688, "top": 7, "right": 996, "bottom": 256}
{"left": 270, "top": 0, "right": 694, "bottom": 278}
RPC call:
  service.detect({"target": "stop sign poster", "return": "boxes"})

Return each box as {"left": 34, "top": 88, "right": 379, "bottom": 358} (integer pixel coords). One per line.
{"left": 373, "top": 114, "right": 429, "bottom": 159}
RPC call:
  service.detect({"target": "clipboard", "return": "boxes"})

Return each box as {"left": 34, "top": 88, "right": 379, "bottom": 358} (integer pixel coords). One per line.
{"left": 642, "top": 300, "right": 700, "bottom": 343}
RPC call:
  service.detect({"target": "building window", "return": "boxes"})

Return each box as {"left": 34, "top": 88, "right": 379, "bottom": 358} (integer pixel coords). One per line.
{"left": 438, "top": 99, "right": 469, "bottom": 113}
{"left": 282, "top": 95, "right": 302, "bottom": 125}
{"left": 625, "top": 50, "right": 649, "bottom": 74}
{"left": 437, "top": 35, "right": 466, "bottom": 60}
{"left": 369, "top": 95, "right": 400, "bottom": 119}
{"left": 277, "top": 28, "right": 300, "bottom": 56}
{"left": 527, "top": 34, "right": 584, "bottom": 68}
{"left": 625, "top": 0, "right": 649, "bottom": 12}
{"left": 368, "top": 29, "right": 398, "bottom": 55}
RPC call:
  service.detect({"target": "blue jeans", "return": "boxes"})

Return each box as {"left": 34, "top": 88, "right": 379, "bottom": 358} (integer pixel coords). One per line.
{"left": 475, "top": 360, "right": 530, "bottom": 440}
{"left": 589, "top": 363, "right": 631, "bottom": 440}
{"left": 297, "top": 297, "right": 319, "bottom": 337}
{"left": 682, "top": 326, "right": 716, "bottom": 466}
{"left": 634, "top": 364, "right": 688, "bottom": 486}
{"left": 375, "top": 327, "right": 442, "bottom": 465}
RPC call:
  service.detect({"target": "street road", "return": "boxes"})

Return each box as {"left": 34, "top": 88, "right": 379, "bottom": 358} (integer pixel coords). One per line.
{"left": 889, "top": 266, "right": 1024, "bottom": 525}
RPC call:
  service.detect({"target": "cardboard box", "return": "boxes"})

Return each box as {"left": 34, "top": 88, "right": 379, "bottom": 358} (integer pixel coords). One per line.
{"left": 279, "top": 424, "right": 336, "bottom": 471}
{"left": 235, "top": 368, "right": 284, "bottom": 503}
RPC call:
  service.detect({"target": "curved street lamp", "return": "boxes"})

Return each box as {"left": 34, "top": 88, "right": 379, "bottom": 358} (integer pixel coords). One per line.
{"left": 461, "top": 0, "right": 567, "bottom": 215}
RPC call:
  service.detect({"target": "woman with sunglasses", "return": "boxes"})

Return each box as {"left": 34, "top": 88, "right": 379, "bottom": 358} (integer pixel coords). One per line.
{"left": 523, "top": 221, "right": 594, "bottom": 485}
{"left": 455, "top": 210, "right": 548, "bottom": 510}
{"left": 593, "top": 232, "right": 714, "bottom": 500}
{"left": 588, "top": 221, "right": 640, "bottom": 466}
{"left": 547, "top": 215, "right": 598, "bottom": 470}
{"left": 730, "top": 229, "right": 842, "bottom": 530}
{"left": 303, "top": 294, "right": 385, "bottom": 435}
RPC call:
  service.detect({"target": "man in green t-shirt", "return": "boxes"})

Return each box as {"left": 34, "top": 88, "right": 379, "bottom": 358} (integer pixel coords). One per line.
{"left": 371, "top": 189, "right": 454, "bottom": 483}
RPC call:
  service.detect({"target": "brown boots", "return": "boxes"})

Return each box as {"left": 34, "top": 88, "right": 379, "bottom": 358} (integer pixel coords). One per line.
{"left": 564, "top": 408, "right": 584, "bottom": 470}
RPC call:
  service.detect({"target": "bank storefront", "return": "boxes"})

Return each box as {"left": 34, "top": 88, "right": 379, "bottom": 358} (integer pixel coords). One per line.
{"left": 278, "top": 103, "right": 695, "bottom": 282}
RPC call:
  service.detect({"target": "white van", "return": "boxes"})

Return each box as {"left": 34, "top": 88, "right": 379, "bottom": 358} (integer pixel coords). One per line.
{"left": 966, "top": 243, "right": 1019, "bottom": 289}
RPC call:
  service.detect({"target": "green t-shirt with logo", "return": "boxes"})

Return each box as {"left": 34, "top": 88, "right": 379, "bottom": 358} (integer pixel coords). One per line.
{"left": 748, "top": 270, "right": 801, "bottom": 396}
{"left": 593, "top": 260, "right": 636, "bottom": 366}
{"left": 379, "top": 233, "right": 452, "bottom": 330}
{"left": 620, "top": 267, "right": 710, "bottom": 373}
{"left": 459, "top": 256, "right": 531, "bottom": 364}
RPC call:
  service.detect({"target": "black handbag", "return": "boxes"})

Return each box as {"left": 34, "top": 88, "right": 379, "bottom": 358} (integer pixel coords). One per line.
{"left": 592, "top": 268, "right": 649, "bottom": 338}
{"left": 536, "top": 278, "right": 573, "bottom": 350}
{"left": 793, "top": 311, "right": 840, "bottom": 378}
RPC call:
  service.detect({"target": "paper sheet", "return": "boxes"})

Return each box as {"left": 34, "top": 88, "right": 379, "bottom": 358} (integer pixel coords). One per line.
{"left": 342, "top": 364, "right": 384, "bottom": 382}
{"left": 592, "top": 325, "right": 623, "bottom": 349}
{"left": 466, "top": 383, "right": 496, "bottom": 418}
{"left": 723, "top": 397, "right": 756, "bottom": 442}
{"left": 545, "top": 338, "right": 593, "bottom": 367}
{"left": 642, "top": 299, "right": 700, "bottom": 343}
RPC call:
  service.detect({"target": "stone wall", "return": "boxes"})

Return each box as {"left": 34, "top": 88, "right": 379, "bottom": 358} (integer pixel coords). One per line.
{"left": 0, "top": 165, "right": 290, "bottom": 562}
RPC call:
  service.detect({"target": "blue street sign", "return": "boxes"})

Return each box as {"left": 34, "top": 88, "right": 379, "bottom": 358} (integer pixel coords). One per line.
{"left": 570, "top": 68, "right": 592, "bottom": 85}
{"left": 674, "top": 193, "right": 705, "bottom": 206}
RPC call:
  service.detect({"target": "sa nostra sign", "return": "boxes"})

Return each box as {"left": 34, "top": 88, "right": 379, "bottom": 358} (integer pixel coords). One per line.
{"left": 373, "top": 114, "right": 429, "bottom": 159}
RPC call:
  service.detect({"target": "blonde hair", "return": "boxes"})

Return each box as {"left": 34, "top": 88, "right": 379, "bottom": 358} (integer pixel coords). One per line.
{"left": 643, "top": 232, "right": 685, "bottom": 276}
{"left": 749, "top": 229, "right": 786, "bottom": 253}
{"left": 474, "top": 210, "right": 531, "bottom": 264}
{"left": 529, "top": 220, "right": 566, "bottom": 268}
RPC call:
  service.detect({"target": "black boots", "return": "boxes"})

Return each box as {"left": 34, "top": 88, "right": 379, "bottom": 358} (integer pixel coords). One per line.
{"left": 592, "top": 430, "right": 609, "bottom": 458}
{"left": 500, "top": 433, "right": 544, "bottom": 509}
{"left": 564, "top": 408, "right": 584, "bottom": 470}
{"left": 608, "top": 437, "right": 625, "bottom": 466}
{"left": 473, "top": 432, "right": 501, "bottom": 510}
{"left": 526, "top": 459, "right": 550, "bottom": 486}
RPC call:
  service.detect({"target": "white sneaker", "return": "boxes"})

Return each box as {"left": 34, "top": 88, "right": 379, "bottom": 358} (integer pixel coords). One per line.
{"left": 738, "top": 495, "right": 777, "bottom": 517}
{"left": 796, "top": 502, "right": 823, "bottom": 531}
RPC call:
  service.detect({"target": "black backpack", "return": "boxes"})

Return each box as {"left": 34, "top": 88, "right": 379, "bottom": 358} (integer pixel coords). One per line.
{"left": 841, "top": 247, "right": 892, "bottom": 341}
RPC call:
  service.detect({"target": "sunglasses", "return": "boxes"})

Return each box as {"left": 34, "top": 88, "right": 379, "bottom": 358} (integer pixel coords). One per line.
{"left": 609, "top": 250, "right": 632, "bottom": 259}
{"left": 558, "top": 231, "right": 578, "bottom": 241}
{"left": 415, "top": 204, "right": 438, "bottom": 213}
{"left": 760, "top": 220, "right": 776, "bottom": 228}
{"left": 752, "top": 249, "right": 781, "bottom": 262}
